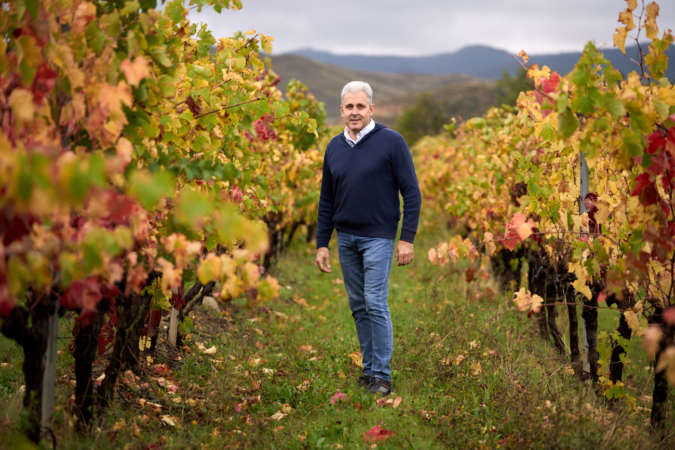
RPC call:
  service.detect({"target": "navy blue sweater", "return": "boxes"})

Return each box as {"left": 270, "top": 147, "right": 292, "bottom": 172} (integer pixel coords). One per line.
{"left": 316, "top": 124, "right": 422, "bottom": 248}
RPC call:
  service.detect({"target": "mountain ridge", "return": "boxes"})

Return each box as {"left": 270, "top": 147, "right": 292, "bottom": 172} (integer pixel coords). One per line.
{"left": 289, "top": 44, "right": 674, "bottom": 80}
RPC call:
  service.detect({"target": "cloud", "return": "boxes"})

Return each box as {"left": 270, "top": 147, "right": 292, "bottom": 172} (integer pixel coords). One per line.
{"left": 188, "top": 0, "right": 675, "bottom": 56}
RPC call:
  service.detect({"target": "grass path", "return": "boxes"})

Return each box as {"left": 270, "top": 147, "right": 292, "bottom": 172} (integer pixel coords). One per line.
{"left": 0, "top": 228, "right": 673, "bottom": 448}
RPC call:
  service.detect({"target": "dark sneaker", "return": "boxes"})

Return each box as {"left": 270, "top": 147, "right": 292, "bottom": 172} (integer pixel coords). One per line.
{"left": 357, "top": 375, "right": 372, "bottom": 388}
{"left": 367, "top": 377, "right": 392, "bottom": 395}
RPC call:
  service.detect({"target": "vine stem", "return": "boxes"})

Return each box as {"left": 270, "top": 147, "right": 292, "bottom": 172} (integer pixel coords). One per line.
{"left": 194, "top": 98, "right": 262, "bottom": 120}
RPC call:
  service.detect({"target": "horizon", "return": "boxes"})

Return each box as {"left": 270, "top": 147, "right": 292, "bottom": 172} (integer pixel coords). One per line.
{"left": 278, "top": 42, "right": 652, "bottom": 58}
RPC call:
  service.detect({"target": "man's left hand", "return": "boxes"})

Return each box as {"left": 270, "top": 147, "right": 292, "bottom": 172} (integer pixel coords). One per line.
{"left": 396, "top": 241, "right": 414, "bottom": 266}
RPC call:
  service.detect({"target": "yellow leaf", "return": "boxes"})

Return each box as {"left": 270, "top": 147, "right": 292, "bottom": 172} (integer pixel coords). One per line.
{"left": 245, "top": 29, "right": 256, "bottom": 35}
{"left": 260, "top": 33, "right": 274, "bottom": 54}
{"left": 519, "top": 50, "right": 529, "bottom": 64}
{"left": 624, "top": 310, "right": 640, "bottom": 332}
{"left": 572, "top": 279, "right": 592, "bottom": 300}
{"left": 8, "top": 89, "right": 35, "bottom": 123}
{"left": 348, "top": 350, "right": 363, "bottom": 368}
{"left": 618, "top": 9, "right": 635, "bottom": 31}
{"left": 614, "top": 26, "right": 628, "bottom": 55}
{"left": 594, "top": 199, "right": 610, "bottom": 224}
{"left": 513, "top": 288, "right": 530, "bottom": 312}
{"left": 531, "top": 294, "right": 543, "bottom": 313}
{"left": 644, "top": 2, "right": 659, "bottom": 40}
{"left": 627, "top": 0, "right": 637, "bottom": 11}
{"left": 197, "top": 253, "right": 222, "bottom": 285}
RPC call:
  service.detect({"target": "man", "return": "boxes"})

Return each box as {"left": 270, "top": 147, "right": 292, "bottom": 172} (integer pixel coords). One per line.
{"left": 315, "top": 81, "right": 421, "bottom": 395}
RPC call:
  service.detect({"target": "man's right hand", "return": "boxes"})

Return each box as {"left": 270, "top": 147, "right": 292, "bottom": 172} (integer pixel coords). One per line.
{"left": 315, "top": 247, "right": 332, "bottom": 273}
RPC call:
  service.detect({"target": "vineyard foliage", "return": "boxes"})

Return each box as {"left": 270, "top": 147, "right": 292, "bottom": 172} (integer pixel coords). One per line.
{"left": 0, "top": 0, "right": 330, "bottom": 324}
{"left": 419, "top": 0, "right": 675, "bottom": 390}
{"left": 0, "top": 0, "right": 328, "bottom": 439}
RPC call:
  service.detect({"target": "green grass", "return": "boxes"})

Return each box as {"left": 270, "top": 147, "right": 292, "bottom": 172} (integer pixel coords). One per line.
{"left": 0, "top": 224, "right": 673, "bottom": 449}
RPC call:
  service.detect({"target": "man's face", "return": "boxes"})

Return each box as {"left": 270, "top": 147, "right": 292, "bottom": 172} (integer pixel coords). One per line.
{"left": 340, "top": 91, "right": 374, "bottom": 135}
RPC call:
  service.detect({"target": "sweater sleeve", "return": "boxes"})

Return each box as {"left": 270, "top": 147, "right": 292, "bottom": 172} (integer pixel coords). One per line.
{"left": 392, "top": 136, "right": 422, "bottom": 243}
{"left": 316, "top": 147, "right": 335, "bottom": 248}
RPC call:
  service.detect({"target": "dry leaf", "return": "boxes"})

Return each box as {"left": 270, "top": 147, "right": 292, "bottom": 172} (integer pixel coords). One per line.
{"left": 348, "top": 351, "right": 363, "bottom": 368}
{"left": 270, "top": 411, "right": 287, "bottom": 421}
{"left": 393, "top": 396, "right": 402, "bottom": 409}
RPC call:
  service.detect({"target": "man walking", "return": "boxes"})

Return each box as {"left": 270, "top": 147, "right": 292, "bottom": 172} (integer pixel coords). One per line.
{"left": 315, "top": 81, "right": 421, "bottom": 395}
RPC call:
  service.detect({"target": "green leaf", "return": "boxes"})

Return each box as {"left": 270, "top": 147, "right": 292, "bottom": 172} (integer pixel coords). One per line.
{"left": 150, "top": 47, "right": 173, "bottom": 68}
{"left": 621, "top": 127, "right": 645, "bottom": 157}
{"left": 165, "top": 1, "right": 184, "bottom": 22}
{"left": 538, "top": 122, "right": 555, "bottom": 142}
{"left": 191, "top": 64, "right": 211, "bottom": 78}
{"left": 129, "top": 170, "right": 175, "bottom": 209}
{"left": 158, "top": 75, "right": 176, "bottom": 97}
{"left": 653, "top": 96, "right": 669, "bottom": 121}
{"left": 557, "top": 108, "right": 579, "bottom": 138}
{"left": 121, "top": 1, "right": 141, "bottom": 15}
{"left": 231, "top": 56, "right": 245, "bottom": 72}
{"left": 175, "top": 188, "right": 214, "bottom": 228}
{"left": 25, "top": 0, "right": 38, "bottom": 18}
{"left": 100, "top": 11, "right": 121, "bottom": 38}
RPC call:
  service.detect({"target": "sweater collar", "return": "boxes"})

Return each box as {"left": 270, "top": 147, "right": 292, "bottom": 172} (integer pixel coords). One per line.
{"left": 341, "top": 123, "right": 387, "bottom": 147}
{"left": 343, "top": 119, "right": 376, "bottom": 147}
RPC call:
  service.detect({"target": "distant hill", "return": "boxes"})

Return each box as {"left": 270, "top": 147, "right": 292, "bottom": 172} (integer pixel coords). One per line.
{"left": 292, "top": 44, "right": 675, "bottom": 81}
{"left": 267, "top": 54, "right": 495, "bottom": 126}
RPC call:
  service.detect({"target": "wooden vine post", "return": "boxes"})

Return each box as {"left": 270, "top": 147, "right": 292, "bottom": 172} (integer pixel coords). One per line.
{"left": 168, "top": 308, "right": 179, "bottom": 348}
{"left": 579, "top": 151, "right": 591, "bottom": 376}
{"left": 41, "top": 308, "right": 59, "bottom": 438}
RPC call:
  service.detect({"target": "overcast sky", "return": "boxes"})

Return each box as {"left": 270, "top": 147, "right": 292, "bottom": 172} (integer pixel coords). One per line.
{"left": 187, "top": 0, "right": 675, "bottom": 56}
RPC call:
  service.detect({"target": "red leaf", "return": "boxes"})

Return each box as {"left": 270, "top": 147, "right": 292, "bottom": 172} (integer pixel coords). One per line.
{"left": 32, "top": 62, "right": 58, "bottom": 104}
{"left": 330, "top": 390, "right": 347, "bottom": 405}
{"left": 170, "top": 287, "right": 185, "bottom": 310}
{"left": 639, "top": 183, "right": 659, "bottom": 206}
{"left": 631, "top": 173, "right": 652, "bottom": 196}
{"left": 646, "top": 131, "right": 666, "bottom": 155}
{"left": 363, "top": 425, "right": 395, "bottom": 443}
{"left": 62, "top": 278, "right": 103, "bottom": 313}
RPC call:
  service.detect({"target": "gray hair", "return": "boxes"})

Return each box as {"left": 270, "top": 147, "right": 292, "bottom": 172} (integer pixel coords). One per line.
{"left": 341, "top": 81, "right": 373, "bottom": 105}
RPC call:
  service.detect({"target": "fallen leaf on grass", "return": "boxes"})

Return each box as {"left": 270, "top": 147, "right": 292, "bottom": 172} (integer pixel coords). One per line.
{"left": 280, "top": 403, "right": 293, "bottom": 414}
{"left": 270, "top": 411, "right": 287, "bottom": 421}
{"left": 363, "top": 425, "right": 395, "bottom": 443}
{"left": 348, "top": 351, "right": 363, "bottom": 368}
{"left": 471, "top": 361, "right": 482, "bottom": 375}
{"left": 337, "top": 371, "right": 347, "bottom": 379}
{"left": 273, "top": 311, "right": 289, "bottom": 320}
{"left": 454, "top": 355, "right": 465, "bottom": 365}
{"left": 251, "top": 379, "right": 261, "bottom": 390}
{"left": 296, "top": 380, "right": 310, "bottom": 392}
{"left": 375, "top": 395, "right": 403, "bottom": 409}
{"left": 298, "top": 345, "right": 315, "bottom": 353}
{"left": 131, "top": 422, "right": 141, "bottom": 437}
{"left": 331, "top": 278, "right": 344, "bottom": 284}
{"left": 330, "top": 390, "right": 348, "bottom": 405}
{"left": 197, "top": 342, "right": 217, "bottom": 355}
{"left": 160, "top": 415, "right": 180, "bottom": 427}
{"left": 294, "top": 298, "right": 309, "bottom": 307}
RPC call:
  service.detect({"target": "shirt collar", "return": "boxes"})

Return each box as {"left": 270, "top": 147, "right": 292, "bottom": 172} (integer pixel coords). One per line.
{"left": 343, "top": 119, "right": 375, "bottom": 147}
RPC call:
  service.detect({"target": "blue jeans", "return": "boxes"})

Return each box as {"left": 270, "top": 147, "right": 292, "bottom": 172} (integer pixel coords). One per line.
{"left": 337, "top": 231, "right": 395, "bottom": 382}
